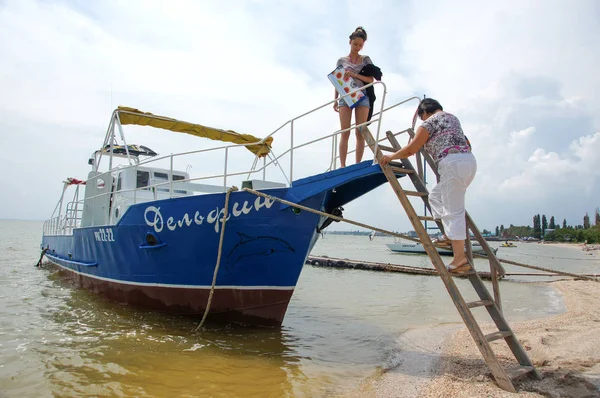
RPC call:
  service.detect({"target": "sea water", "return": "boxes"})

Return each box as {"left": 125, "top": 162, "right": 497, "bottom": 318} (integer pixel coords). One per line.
{"left": 1, "top": 220, "right": 597, "bottom": 397}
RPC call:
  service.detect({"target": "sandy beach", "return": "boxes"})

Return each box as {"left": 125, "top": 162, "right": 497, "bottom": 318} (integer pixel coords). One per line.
{"left": 540, "top": 241, "right": 599, "bottom": 257}
{"left": 348, "top": 280, "right": 600, "bottom": 397}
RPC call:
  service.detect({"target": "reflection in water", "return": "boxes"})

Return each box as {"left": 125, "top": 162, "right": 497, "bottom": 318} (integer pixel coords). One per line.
{"left": 41, "top": 281, "right": 304, "bottom": 397}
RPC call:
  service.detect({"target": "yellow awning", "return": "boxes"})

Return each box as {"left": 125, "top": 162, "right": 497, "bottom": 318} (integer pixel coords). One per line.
{"left": 116, "top": 106, "right": 272, "bottom": 158}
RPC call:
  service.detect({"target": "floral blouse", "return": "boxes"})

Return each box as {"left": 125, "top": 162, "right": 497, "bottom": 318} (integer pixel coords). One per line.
{"left": 421, "top": 112, "right": 471, "bottom": 162}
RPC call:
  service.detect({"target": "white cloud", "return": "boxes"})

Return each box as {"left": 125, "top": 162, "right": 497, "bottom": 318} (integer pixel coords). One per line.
{"left": 508, "top": 126, "right": 535, "bottom": 147}
{"left": 0, "top": 0, "right": 598, "bottom": 233}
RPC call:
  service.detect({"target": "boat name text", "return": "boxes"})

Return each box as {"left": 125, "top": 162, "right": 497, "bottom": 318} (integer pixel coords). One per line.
{"left": 144, "top": 196, "right": 275, "bottom": 234}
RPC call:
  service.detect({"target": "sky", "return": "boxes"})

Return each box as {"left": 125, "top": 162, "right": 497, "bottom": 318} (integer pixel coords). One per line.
{"left": 1, "top": 0, "right": 599, "bottom": 233}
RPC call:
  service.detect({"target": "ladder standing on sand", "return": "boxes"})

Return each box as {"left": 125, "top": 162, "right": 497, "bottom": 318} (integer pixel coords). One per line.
{"left": 361, "top": 125, "right": 541, "bottom": 393}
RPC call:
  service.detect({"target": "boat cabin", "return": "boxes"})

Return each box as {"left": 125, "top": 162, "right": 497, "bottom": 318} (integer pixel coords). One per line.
{"left": 44, "top": 106, "right": 285, "bottom": 235}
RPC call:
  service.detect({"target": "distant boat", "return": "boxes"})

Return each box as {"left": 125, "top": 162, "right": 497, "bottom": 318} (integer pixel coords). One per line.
{"left": 387, "top": 241, "right": 497, "bottom": 256}
{"left": 500, "top": 242, "right": 517, "bottom": 248}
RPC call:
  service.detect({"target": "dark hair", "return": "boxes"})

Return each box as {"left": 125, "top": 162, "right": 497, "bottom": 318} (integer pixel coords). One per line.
{"left": 418, "top": 98, "right": 443, "bottom": 118}
{"left": 349, "top": 26, "right": 367, "bottom": 41}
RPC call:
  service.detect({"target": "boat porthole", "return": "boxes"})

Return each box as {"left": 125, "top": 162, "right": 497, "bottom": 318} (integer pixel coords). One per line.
{"left": 292, "top": 207, "right": 301, "bottom": 215}
{"left": 115, "top": 207, "right": 120, "bottom": 219}
{"left": 145, "top": 232, "right": 159, "bottom": 246}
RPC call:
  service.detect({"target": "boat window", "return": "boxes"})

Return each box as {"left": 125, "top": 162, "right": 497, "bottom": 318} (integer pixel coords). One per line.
{"left": 154, "top": 172, "right": 170, "bottom": 192}
{"left": 116, "top": 173, "right": 122, "bottom": 191}
{"left": 172, "top": 175, "right": 186, "bottom": 194}
{"left": 137, "top": 171, "right": 149, "bottom": 188}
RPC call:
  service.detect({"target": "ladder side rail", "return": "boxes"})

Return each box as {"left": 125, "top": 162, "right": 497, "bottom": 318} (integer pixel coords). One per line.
{"left": 467, "top": 274, "right": 541, "bottom": 379}
{"left": 491, "top": 265, "right": 502, "bottom": 312}
{"left": 415, "top": 151, "right": 424, "bottom": 181}
{"left": 363, "top": 126, "right": 517, "bottom": 392}
{"left": 466, "top": 223, "right": 474, "bottom": 268}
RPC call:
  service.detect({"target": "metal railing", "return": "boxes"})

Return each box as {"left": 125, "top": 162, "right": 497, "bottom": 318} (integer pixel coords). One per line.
{"left": 43, "top": 86, "right": 422, "bottom": 234}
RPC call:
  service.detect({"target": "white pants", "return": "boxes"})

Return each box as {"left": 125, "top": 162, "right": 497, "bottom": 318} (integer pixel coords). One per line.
{"left": 429, "top": 153, "right": 477, "bottom": 240}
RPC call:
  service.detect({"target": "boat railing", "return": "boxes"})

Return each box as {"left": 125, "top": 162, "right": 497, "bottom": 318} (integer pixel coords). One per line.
{"left": 45, "top": 84, "right": 422, "bottom": 230}
{"left": 43, "top": 201, "right": 83, "bottom": 236}
{"left": 103, "top": 81, "right": 419, "bottom": 184}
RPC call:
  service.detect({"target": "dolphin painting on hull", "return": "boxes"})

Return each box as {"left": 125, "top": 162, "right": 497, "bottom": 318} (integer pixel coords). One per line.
{"left": 226, "top": 233, "right": 295, "bottom": 270}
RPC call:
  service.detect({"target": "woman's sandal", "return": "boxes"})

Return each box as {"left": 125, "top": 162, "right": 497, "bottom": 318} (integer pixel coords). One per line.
{"left": 446, "top": 259, "right": 473, "bottom": 275}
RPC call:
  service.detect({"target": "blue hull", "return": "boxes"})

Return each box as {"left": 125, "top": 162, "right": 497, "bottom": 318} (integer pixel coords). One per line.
{"left": 41, "top": 161, "right": 398, "bottom": 325}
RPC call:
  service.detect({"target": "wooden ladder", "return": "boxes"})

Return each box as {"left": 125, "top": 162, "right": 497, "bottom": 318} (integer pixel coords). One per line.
{"left": 362, "top": 126, "right": 541, "bottom": 393}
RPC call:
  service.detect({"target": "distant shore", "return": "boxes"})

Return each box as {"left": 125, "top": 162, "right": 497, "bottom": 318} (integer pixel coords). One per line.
{"left": 347, "top": 280, "right": 600, "bottom": 397}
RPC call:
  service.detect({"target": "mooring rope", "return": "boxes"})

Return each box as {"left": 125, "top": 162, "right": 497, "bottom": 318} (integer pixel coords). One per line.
{"left": 243, "top": 188, "right": 428, "bottom": 243}
{"left": 489, "top": 250, "right": 598, "bottom": 262}
{"left": 242, "top": 187, "right": 600, "bottom": 283}
{"left": 475, "top": 254, "right": 599, "bottom": 282}
{"left": 195, "top": 186, "right": 239, "bottom": 331}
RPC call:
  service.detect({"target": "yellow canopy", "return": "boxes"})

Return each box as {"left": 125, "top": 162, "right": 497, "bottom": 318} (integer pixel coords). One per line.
{"left": 116, "top": 106, "right": 273, "bottom": 158}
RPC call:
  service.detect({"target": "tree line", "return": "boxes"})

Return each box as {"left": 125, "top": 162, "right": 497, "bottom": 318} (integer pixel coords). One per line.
{"left": 483, "top": 208, "right": 600, "bottom": 243}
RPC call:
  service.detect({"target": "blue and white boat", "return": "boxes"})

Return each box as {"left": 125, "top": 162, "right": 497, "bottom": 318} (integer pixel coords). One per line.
{"left": 41, "top": 96, "right": 416, "bottom": 326}
{"left": 387, "top": 241, "right": 497, "bottom": 256}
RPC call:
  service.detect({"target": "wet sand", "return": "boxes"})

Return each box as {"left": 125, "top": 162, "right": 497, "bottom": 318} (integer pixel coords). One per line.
{"left": 348, "top": 280, "right": 600, "bottom": 397}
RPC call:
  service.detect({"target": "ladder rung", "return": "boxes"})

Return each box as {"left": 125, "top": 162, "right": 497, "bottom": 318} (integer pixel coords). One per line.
{"left": 507, "top": 365, "right": 535, "bottom": 380}
{"left": 417, "top": 216, "right": 436, "bottom": 222}
{"left": 485, "top": 330, "right": 513, "bottom": 342}
{"left": 389, "top": 166, "right": 415, "bottom": 174}
{"left": 466, "top": 300, "right": 494, "bottom": 309}
{"left": 404, "top": 191, "right": 428, "bottom": 197}
{"left": 377, "top": 144, "right": 398, "bottom": 152}
{"left": 388, "top": 161, "right": 411, "bottom": 169}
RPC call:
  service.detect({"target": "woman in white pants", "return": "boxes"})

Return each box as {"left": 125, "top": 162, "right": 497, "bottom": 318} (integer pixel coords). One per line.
{"left": 381, "top": 98, "right": 477, "bottom": 274}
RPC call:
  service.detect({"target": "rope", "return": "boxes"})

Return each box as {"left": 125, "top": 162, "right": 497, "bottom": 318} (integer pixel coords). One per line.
{"left": 242, "top": 187, "right": 425, "bottom": 245}
{"left": 195, "top": 186, "right": 239, "bottom": 331}
{"left": 243, "top": 187, "right": 600, "bottom": 283}
{"left": 475, "top": 254, "right": 600, "bottom": 282}
{"left": 490, "top": 250, "right": 598, "bottom": 261}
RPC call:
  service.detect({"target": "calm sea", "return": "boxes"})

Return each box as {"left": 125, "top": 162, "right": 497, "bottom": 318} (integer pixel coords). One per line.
{"left": 1, "top": 220, "right": 598, "bottom": 397}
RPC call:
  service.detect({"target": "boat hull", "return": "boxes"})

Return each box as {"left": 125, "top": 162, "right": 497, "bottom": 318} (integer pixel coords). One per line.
{"left": 42, "top": 189, "right": 323, "bottom": 326}
{"left": 386, "top": 242, "right": 496, "bottom": 256}
{"left": 45, "top": 256, "right": 294, "bottom": 325}
{"left": 41, "top": 161, "right": 399, "bottom": 326}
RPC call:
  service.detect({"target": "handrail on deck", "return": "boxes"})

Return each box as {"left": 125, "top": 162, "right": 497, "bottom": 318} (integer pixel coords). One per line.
{"left": 47, "top": 87, "right": 422, "bottom": 231}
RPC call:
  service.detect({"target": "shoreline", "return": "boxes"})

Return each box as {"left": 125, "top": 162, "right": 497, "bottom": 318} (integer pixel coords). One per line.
{"left": 343, "top": 323, "right": 461, "bottom": 398}
{"left": 541, "top": 241, "right": 599, "bottom": 257}
{"left": 348, "top": 280, "right": 600, "bottom": 397}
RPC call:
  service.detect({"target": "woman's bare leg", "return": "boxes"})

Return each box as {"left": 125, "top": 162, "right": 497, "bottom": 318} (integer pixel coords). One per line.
{"left": 354, "top": 106, "right": 369, "bottom": 164}
{"left": 338, "top": 106, "right": 352, "bottom": 167}
{"left": 449, "top": 239, "right": 468, "bottom": 267}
